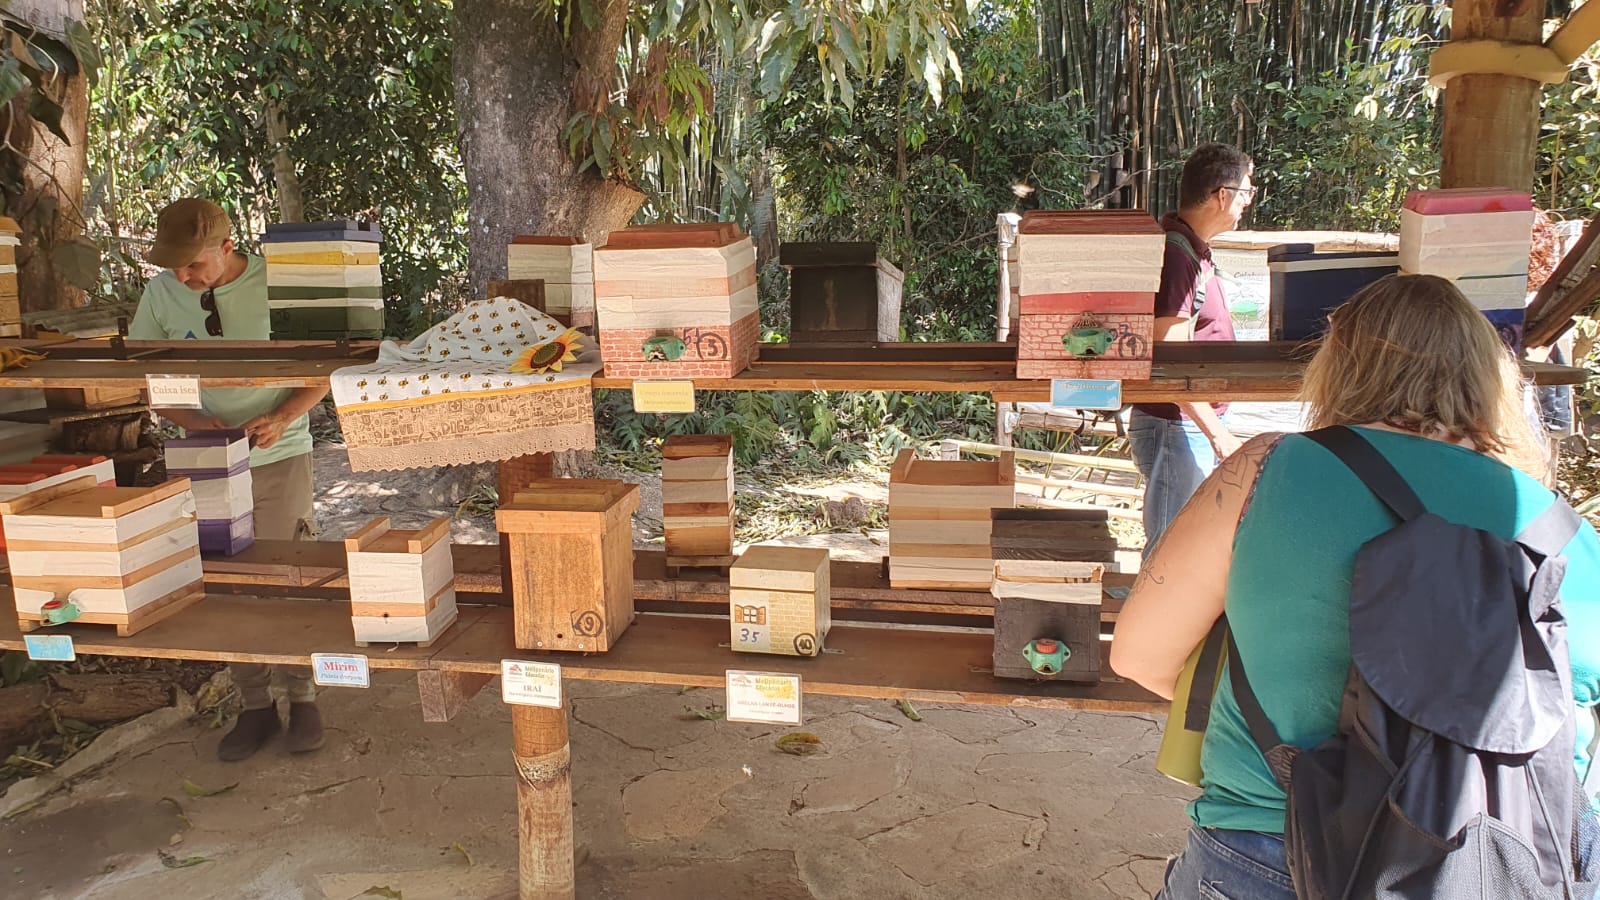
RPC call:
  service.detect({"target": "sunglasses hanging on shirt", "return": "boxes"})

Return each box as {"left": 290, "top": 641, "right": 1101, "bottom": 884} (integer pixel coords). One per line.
{"left": 199, "top": 287, "right": 223, "bottom": 337}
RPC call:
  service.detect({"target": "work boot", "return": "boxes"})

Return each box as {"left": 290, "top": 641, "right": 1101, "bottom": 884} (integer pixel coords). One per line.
{"left": 218, "top": 707, "right": 280, "bottom": 761}
{"left": 286, "top": 702, "right": 325, "bottom": 753}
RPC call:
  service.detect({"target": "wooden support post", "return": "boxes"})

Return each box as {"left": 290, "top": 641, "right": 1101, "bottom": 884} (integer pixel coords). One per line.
{"left": 513, "top": 704, "right": 574, "bottom": 900}
{"left": 417, "top": 670, "right": 492, "bottom": 723}
{"left": 1440, "top": 0, "right": 1547, "bottom": 191}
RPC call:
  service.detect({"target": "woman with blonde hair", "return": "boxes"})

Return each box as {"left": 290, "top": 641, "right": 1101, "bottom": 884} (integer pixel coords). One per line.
{"left": 1112, "top": 273, "right": 1600, "bottom": 898}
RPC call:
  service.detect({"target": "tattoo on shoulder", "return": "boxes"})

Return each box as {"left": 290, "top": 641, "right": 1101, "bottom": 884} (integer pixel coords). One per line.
{"left": 1208, "top": 433, "right": 1285, "bottom": 507}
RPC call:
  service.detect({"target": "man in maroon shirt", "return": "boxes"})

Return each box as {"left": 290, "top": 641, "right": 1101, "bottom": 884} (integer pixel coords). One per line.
{"left": 1129, "top": 143, "right": 1255, "bottom": 553}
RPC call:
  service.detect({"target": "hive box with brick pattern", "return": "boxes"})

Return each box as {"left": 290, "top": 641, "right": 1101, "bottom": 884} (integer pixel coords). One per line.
{"left": 344, "top": 515, "right": 457, "bottom": 646}
{"left": 662, "top": 434, "right": 735, "bottom": 566}
{"left": 261, "top": 220, "right": 384, "bottom": 340}
{"left": 508, "top": 236, "right": 595, "bottom": 328}
{"left": 595, "top": 223, "right": 759, "bottom": 378}
{"left": 888, "top": 449, "right": 1016, "bottom": 590}
{"left": 0, "top": 216, "right": 19, "bottom": 337}
{"left": 1398, "top": 189, "right": 1534, "bottom": 348}
{"left": 163, "top": 430, "right": 254, "bottom": 556}
{"left": 0, "top": 455, "right": 117, "bottom": 550}
{"left": 1014, "top": 210, "right": 1165, "bottom": 380}
{"left": 990, "top": 509, "right": 1115, "bottom": 683}
{"left": 496, "top": 478, "right": 640, "bottom": 652}
{"left": 730, "top": 545, "right": 830, "bottom": 657}
{"left": 0, "top": 477, "right": 204, "bottom": 636}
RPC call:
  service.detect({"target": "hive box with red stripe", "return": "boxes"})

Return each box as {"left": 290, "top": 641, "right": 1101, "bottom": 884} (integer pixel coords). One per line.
{"left": 507, "top": 236, "right": 595, "bottom": 328}
{"left": 0, "top": 476, "right": 205, "bottom": 636}
{"left": 0, "top": 454, "right": 117, "bottom": 550}
{"left": 163, "top": 430, "right": 254, "bottom": 556}
{"left": 1399, "top": 189, "right": 1533, "bottom": 349}
{"left": 594, "top": 223, "right": 759, "bottom": 379}
{"left": 261, "top": 220, "right": 384, "bottom": 340}
{"left": 1014, "top": 210, "right": 1165, "bottom": 380}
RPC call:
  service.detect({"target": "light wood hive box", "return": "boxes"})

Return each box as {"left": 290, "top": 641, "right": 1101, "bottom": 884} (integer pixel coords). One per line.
{"left": 496, "top": 478, "right": 641, "bottom": 652}
{"left": 990, "top": 559, "right": 1105, "bottom": 683}
{"left": 507, "top": 235, "right": 595, "bottom": 327}
{"left": 887, "top": 449, "right": 1016, "bottom": 590}
{"left": 0, "top": 476, "right": 204, "bottom": 636}
{"left": 729, "top": 545, "right": 830, "bottom": 657}
{"left": 661, "top": 434, "right": 734, "bottom": 564}
{"left": 343, "top": 515, "right": 458, "bottom": 646}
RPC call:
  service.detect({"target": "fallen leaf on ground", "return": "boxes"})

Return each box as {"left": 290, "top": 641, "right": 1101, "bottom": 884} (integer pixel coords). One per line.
{"left": 181, "top": 778, "right": 237, "bottom": 798}
{"left": 775, "top": 732, "right": 824, "bottom": 756}
{"left": 157, "top": 849, "right": 209, "bottom": 869}
{"left": 158, "top": 796, "right": 192, "bottom": 828}
{"left": 896, "top": 699, "right": 923, "bottom": 721}
{"left": 351, "top": 887, "right": 403, "bottom": 899}
{"left": 682, "top": 705, "right": 725, "bottom": 721}
{"left": 443, "top": 841, "right": 473, "bottom": 866}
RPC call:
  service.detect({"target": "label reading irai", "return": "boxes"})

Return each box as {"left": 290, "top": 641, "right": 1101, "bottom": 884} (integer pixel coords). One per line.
{"left": 311, "top": 653, "right": 371, "bottom": 688}
{"left": 501, "top": 659, "right": 563, "bottom": 708}
{"left": 145, "top": 375, "right": 204, "bottom": 409}
{"left": 725, "top": 670, "right": 803, "bottom": 725}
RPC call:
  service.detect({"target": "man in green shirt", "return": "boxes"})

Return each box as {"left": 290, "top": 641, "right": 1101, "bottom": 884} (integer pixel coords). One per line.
{"left": 131, "top": 198, "right": 330, "bottom": 761}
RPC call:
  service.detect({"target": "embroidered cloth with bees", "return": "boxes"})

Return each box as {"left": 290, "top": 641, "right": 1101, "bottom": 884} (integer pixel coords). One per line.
{"left": 330, "top": 296, "right": 599, "bottom": 471}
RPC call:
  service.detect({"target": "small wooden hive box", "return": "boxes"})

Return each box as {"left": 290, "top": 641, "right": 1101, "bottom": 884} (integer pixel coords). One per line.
{"left": 729, "top": 545, "right": 830, "bottom": 657}
{"left": 261, "top": 220, "right": 384, "bottom": 340}
{"left": 0, "top": 476, "right": 204, "bottom": 636}
{"left": 990, "top": 558, "right": 1105, "bottom": 683}
{"left": 779, "top": 242, "right": 903, "bottom": 346}
{"left": 0, "top": 455, "right": 116, "bottom": 550}
{"left": 888, "top": 449, "right": 1016, "bottom": 590}
{"left": 496, "top": 478, "right": 641, "bottom": 652}
{"left": 0, "top": 216, "right": 19, "bottom": 337}
{"left": 990, "top": 508, "right": 1117, "bottom": 563}
{"left": 661, "top": 434, "right": 735, "bottom": 566}
{"left": 594, "top": 223, "right": 760, "bottom": 379}
{"left": 507, "top": 236, "right": 595, "bottom": 328}
{"left": 164, "top": 429, "right": 254, "bottom": 556}
{"left": 344, "top": 516, "right": 457, "bottom": 646}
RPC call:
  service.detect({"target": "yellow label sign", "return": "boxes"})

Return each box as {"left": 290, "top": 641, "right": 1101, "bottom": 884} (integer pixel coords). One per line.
{"left": 632, "top": 379, "right": 696, "bottom": 414}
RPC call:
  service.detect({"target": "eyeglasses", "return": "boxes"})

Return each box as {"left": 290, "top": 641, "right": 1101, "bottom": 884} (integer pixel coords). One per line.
{"left": 199, "top": 288, "right": 223, "bottom": 337}
{"left": 1220, "top": 184, "right": 1257, "bottom": 199}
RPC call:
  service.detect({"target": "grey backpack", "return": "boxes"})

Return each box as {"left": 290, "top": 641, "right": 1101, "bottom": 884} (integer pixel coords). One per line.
{"left": 1225, "top": 426, "right": 1597, "bottom": 899}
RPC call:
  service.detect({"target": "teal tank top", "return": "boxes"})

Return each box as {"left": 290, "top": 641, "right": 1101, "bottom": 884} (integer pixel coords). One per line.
{"left": 1191, "top": 426, "right": 1600, "bottom": 834}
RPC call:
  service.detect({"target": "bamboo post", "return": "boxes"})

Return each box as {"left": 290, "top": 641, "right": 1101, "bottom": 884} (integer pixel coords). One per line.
{"left": 1439, "top": 0, "right": 1547, "bottom": 191}
{"left": 513, "top": 703, "right": 574, "bottom": 900}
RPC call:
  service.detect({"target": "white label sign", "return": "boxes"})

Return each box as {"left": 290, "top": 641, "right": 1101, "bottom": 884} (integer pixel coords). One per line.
{"left": 23, "top": 634, "right": 75, "bottom": 661}
{"left": 501, "top": 659, "right": 563, "bottom": 708}
{"left": 311, "top": 653, "right": 370, "bottom": 688}
{"left": 145, "top": 376, "right": 203, "bottom": 409}
{"left": 725, "top": 670, "right": 803, "bottom": 725}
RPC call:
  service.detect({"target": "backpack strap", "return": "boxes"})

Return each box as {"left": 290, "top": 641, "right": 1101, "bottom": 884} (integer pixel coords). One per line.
{"left": 1164, "top": 230, "right": 1208, "bottom": 320}
{"left": 1516, "top": 496, "right": 1584, "bottom": 561}
{"left": 1183, "top": 618, "right": 1229, "bottom": 731}
{"left": 1303, "top": 426, "right": 1426, "bottom": 522}
{"left": 1224, "top": 626, "right": 1300, "bottom": 788}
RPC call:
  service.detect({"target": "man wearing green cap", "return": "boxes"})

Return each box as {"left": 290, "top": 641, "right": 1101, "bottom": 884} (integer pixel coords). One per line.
{"left": 130, "top": 198, "right": 328, "bottom": 761}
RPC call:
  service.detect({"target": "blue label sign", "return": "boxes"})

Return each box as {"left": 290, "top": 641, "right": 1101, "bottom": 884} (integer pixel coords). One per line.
{"left": 24, "top": 634, "right": 76, "bottom": 662}
{"left": 1050, "top": 378, "right": 1123, "bottom": 411}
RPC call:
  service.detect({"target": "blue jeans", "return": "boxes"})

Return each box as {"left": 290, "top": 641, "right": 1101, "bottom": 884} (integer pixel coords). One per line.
{"left": 1157, "top": 827, "right": 1296, "bottom": 900}
{"left": 1129, "top": 410, "right": 1220, "bottom": 555}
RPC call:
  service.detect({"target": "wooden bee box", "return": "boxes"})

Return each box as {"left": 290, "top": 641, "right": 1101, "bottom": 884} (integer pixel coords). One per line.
{"left": 990, "top": 508, "right": 1117, "bottom": 563}
{"left": 0, "top": 476, "right": 204, "bottom": 636}
{"left": 165, "top": 430, "right": 255, "bottom": 556}
{"left": 888, "top": 449, "right": 1016, "bottom": 590}
{"left": 344, "top": 515, "right": 458, "bottom": 646}
{"left": 507, "top": 236, "right": 594, "bottom": 327}
{"left": 496, "top": 478, "right": 641, "bottom": 652}
{"left": 991, "top": 558, "right": 1105, "bottom": 683}
{"left": 779, "top": 242, "right": 903, "bottom": 346}
{"left": 729, "top": 545, "right": 830, "bottom": 657}
{"left": 662, "top": 434, "right": 734, "bottom": 567}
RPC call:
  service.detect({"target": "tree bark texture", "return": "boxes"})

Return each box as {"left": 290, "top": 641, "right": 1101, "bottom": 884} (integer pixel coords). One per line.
{"left": 452, "top": 0, "right": 645, "bottom": 301}
{"left": 1440, "top": 0, "right": 1547, "bottom": 191}
{"left": 2, "top": 70, "right": 89, "bottom": 314}
{"left": 264, "top": 98, "right": 306, "bottom": 223}
{"left": 513, "top": 703, "right": 574, "bottom": 900}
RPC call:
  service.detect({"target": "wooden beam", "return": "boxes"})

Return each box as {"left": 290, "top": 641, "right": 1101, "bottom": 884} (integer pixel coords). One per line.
{"left": 1549, "top": 0, "right": 1600, "bottom": 64}
{"left": 1525, "top": 212, "right": 1600, "bottom": 348}
{"left": 417, "top": 669, "right": 492, "bottom": 723}
{"left": 1440, "top": 0, "right": 1547, "bottom": 191}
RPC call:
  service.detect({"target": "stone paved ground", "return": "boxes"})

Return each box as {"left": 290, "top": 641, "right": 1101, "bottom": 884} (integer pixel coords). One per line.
{"left": 3, "top": 675, "right": 1192, "bottom": 900}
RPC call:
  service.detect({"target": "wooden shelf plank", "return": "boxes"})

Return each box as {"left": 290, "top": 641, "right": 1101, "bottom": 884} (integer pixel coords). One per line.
{"left": 0, "top": 592, "right": 1160, "bottom": 712}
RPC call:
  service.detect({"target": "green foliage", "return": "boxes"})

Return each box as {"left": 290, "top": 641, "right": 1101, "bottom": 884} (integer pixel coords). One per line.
{"left": 1539, "top": 52, "right": 1600, "bottom": 218}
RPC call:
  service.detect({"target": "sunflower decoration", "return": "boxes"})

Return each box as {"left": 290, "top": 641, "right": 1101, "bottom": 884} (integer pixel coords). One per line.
{"left": 509, "top": 328, "right": 585, "bottom": 375}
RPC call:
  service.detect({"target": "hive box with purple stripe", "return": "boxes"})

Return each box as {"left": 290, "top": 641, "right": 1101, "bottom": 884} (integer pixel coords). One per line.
{"left": 163, "top": 430, "right": 254, "bottom": 555}
{"left": 1268, "top": 244, "right": 1399, "bottom": 341}
{"left": 261, "top": 220, "right": 384, "bottom": 341}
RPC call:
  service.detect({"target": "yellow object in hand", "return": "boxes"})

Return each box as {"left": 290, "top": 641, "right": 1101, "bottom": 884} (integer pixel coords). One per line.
{"left": 1155, "top": 620, "right": 1230, "bottom": 787}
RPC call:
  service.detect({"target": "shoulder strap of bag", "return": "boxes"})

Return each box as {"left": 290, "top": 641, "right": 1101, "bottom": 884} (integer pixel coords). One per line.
{"left": 1164, "top": 230, "right": 1208, "bottom": 320}
{"left": 1515, "top": 494, "right": 1584, "bottom": 561}
{"left": 1303, "top": 426, "right": 1426, "bottom": 522}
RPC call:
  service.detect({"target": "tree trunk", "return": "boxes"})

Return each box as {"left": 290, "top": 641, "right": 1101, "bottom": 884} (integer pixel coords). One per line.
{"left": 1440, "top": 0, "right": 1547, "bottom": 191}
{"left": 452, "top": 0, "right": 645, "bottom": 301}
{"left": 2, "top": 70, "right": 89, "bottom": 314}
{"left": 263, "top": 98, "right": 306, "bottom": 223}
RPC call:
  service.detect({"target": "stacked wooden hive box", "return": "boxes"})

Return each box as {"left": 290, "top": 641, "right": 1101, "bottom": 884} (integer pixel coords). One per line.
{"left": 1267, "top": 244, "right": 1399, "bottom": 341}
{"left": 344, "top": 516, "right": 457, "bottom": 646}
{"left": 163, "top": 430, "right": 253, "bottom": 555}
{"left": 262, "top": 220, "right": 384, "bottom": 340}
{"left": 779, "top": 242, "right": 903, "bottom": 346}
{"left": 661, "top": 434, "right": 735, "bottom": 567}
{"left": 595, "top": 223, "right": 759, "bottom": 378}
{"left": 1014, "top": 210, "right": 1165, "bottom": 380}
{"left": 0, "top": 454, "right": 115, "bottom": 552}
{"left": 507, "top": 236, "right": 595, "bottom": 328}
{"left": 989, "top": 509, "right": 1116, "bottom": 683}
{"left": 0, "top": 216, "right": 20, "bottom": 337}
{"left": 1399, "top": 188, "right": 1534, "bottom": 350}
{"left": 887, "top": 449, "right": 1016, "bottom": 590}
{"left": 0, "top": 477, "right": 204, "bottom": 635}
